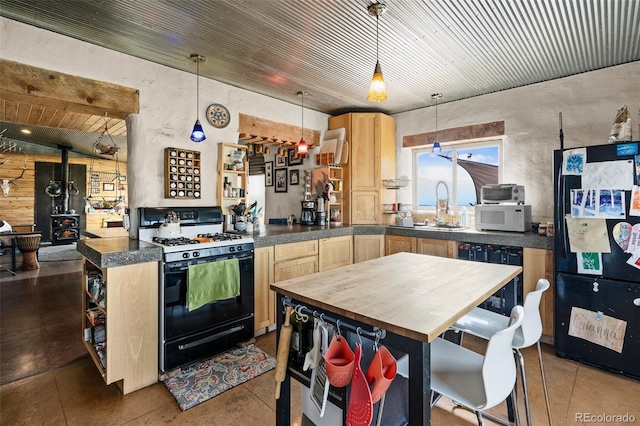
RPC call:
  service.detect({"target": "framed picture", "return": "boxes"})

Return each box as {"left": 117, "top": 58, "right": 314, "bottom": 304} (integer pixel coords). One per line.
{"left": 288, "top": 148, "right": 303, "bottom": 166}
{"left": 275, "top": 168, "right": 288, "bottom": 193}
{"left": 90, "top": 173, "right": 99, "bottom": 180}
{"left": 275, "top": 154, "right": 288, "bottom": 167}
{"left": 102, "top": 182, "right": 115, "bottom": 191}
{"left": 265, "top": 161, "right": 274, "bottom": 187}
{"left": 118, "top": 175, "right": 127, "bottom": 181}
{"left": 90, "top": 180, "right": 100, "bottom": 187}
{"left": 91, "top": 188, "right": 100, "bottom": 194}
{"left": 289, "top": 169, "right": 299, "bottom": 185}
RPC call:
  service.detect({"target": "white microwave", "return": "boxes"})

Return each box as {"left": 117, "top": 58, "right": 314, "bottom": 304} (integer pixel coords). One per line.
{"left": 475, "top": 204, "right": 532, "bottom": 232}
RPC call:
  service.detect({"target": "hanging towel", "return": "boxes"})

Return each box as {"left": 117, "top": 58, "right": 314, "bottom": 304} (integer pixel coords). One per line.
{"left": 187, "top": 258, "right": 240, "bottom": 311}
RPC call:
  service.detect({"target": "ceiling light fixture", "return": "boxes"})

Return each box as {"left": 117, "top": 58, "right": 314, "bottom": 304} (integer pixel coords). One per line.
{"left": 431, "top": 93, "right": 442, "bottom": 154}
{"left": 367, "top": 2, "right": 388, "bottom": 102}
{"left": 297, "top": 91, "right": 308, "bottom": 157}
{"left": 190, "top": 53, "right": 206, "bottom": 143}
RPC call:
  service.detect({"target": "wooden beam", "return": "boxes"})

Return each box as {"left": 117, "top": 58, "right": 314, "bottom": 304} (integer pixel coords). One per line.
{"left": 239, "top": 113, "right": 321, "bottom": 147}
{"left": 402, "top": 121, "right": 505, "bottom": 148}
{"left": 0, "top": 58, "right": 139, "bottom": 119}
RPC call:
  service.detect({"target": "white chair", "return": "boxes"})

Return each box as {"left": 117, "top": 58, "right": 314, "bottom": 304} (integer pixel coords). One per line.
{"left": 431, "top": 306, "right": 525, "bottom": 426}
{"left": 452, "top": 278, "right": 552, "bottom": 426}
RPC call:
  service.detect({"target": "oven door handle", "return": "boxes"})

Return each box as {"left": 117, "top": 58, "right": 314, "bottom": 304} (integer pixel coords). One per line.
{"left": 178, "top": 324, "right": 246, "bottom": 351}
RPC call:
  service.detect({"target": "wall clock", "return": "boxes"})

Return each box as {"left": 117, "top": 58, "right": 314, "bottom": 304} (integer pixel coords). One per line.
{"left": 206, "top": 103, "right": 230, "bottom": 128}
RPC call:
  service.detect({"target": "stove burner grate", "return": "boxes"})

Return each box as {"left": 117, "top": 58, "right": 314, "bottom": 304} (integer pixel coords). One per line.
{"left": 153, "top": 236, "right": 200, "bottom": 246}
{"left": 197, "top": 232, "right": 243, "bottom": 241}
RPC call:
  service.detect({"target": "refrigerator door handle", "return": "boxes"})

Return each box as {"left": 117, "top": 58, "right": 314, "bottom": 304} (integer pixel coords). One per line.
{"left": 556, "top": 166, "right": 568, "bottom": 258}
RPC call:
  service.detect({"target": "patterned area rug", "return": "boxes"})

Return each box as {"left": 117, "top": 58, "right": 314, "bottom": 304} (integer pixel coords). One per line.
{"left": 163, "top": 344, "right": 276, "bottom": 411}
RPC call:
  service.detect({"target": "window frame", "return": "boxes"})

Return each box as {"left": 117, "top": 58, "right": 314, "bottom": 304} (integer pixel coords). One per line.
{"left": 412, "top": 139, "right": 503, "bottom": 211}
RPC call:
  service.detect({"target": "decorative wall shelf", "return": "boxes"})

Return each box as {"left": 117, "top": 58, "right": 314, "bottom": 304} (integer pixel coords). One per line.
{"left": 164, "top": 148, "right": 201, "bottom": 199}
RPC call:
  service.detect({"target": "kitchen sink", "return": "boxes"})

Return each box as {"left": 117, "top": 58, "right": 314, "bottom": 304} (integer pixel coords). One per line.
{"left": 414, "top": 223, "right": 471, "bottom": 231}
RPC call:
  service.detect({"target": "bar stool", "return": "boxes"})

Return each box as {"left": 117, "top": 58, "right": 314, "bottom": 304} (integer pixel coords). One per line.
{"left": 16, "top": 234, "right": 41, "bottom": 270}
{"left": 452, "top": 278, "right": 552, "bottom": 426}
{"left": 431, "top": 306, "right": 525, "bottom": 426}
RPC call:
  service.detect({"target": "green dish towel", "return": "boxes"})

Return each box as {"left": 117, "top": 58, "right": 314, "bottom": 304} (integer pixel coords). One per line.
{"left": 187, "top": 258, "right": 240, "bottom": 312}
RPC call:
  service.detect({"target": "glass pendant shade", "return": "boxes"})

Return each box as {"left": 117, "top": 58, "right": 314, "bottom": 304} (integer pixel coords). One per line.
{"left": 431, "top": 141, "right": 442, "bottom": 154}
{"left": 190, "top": 119, "right": 206, "bottom": 142}
{"left": 367, "top": 61, "right": 387, "bottom": 102}
{"left": 297, "top": 139, "right": 308, "bottom": 156}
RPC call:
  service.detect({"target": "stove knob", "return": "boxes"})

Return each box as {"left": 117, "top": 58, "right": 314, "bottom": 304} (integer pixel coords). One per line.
{"left": 193, "top": 252, "right": 200, "bottom": 257}
{"left": 229, "top": 246, "right": 236, "bottom": 252}
{"left": 237, "top": 245, "right": 243, "bottom": 251}
{"left": 182, "top": 252, "right": 190, "bottom": 259}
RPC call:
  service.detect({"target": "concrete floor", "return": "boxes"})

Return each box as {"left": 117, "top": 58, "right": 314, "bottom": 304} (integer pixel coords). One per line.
{"left": 1, "top": 250, "right": 639, "bottom": 425}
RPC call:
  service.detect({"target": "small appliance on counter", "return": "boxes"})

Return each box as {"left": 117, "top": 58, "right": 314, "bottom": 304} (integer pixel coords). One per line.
{"left": 475, "top": 183, "right": 531, "bottom": 232}
{"left": 300, "top": 200, "right": 316, "bottom": 226}
{"left": 315, "top": 197, "right": 326, "bottom": 226}
{"left": 481, "top": 183, "right": 525, "bottom": 204}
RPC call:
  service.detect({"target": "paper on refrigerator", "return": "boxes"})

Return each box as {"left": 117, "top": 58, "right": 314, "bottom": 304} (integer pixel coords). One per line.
{"left": 565, "top": 215, "right": 611, "bottom": 253}
{"left": 581, "top": 159, "right": 634, "bottom": 190}
{"left": 568, "top": 307, "right": 626, "bottom": 353}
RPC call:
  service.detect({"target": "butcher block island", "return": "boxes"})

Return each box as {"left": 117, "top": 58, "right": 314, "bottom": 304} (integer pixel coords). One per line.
{"left": 271, "top": 252, "right": 522, "bottom": 425}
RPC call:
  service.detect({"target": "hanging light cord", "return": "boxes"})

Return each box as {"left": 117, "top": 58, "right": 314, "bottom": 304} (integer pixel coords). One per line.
{"left": 301, "top": 92, "right": 304, "bottom": 139}
{"left": 376, "top": 13, "right": 380, "bottom": 63}
{"left": 435, "top": 97, "right": 438, "bottom": 141}
{"left": 196, "top": 57, "right": 200, "bottom": 118}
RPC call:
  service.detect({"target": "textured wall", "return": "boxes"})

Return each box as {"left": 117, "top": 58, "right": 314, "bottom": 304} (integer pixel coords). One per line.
{"left": 394, "top": 61, "right": 640, "bottom": 223}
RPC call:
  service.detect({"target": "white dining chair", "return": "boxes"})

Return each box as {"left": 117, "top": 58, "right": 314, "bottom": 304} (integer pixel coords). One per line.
{"left": 452, "top": 278, "right": 552, "bottom": 426}
{"left": 431, "top": 305, "right": 525, "bottom": 426}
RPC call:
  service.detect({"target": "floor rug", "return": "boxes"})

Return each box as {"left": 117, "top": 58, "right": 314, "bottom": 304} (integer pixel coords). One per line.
{"left": 38, "top": 244, "right": 83, "bottom": 262}
{"left": 163, "top": 344, "right": 276, "bottom": 411}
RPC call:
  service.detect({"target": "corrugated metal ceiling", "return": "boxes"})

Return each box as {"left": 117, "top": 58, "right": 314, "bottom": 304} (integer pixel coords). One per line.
{"left": 0, "top": 0, "right": 638, "bottom": 159}
{"left": 1, "top": 0, "right": 638, "bottom": 115}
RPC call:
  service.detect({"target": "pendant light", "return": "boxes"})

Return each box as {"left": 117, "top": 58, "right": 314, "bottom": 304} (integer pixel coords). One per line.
{"left": 431, "top": 93, "right": 442, "bottom": 154}
{"left": 190, "top": 53, "right": 206, "bottom": 142}
{"left": 367, "top": 3, "right": 388, "bottom": 102}
{"left": 297, "top": 91, "right": 308, "bottom": 157}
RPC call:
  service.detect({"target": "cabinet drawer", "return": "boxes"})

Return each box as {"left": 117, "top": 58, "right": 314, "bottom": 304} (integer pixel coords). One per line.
{"left": 274, "top": 240, "right": 319, "bottom": 262}
{"left": 274, "top": 256, "right": 318, "bottom": 282}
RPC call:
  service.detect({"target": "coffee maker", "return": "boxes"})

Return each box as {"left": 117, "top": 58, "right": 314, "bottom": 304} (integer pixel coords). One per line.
{"left": 300, "top": 200, "right": 316, "bottom": 225}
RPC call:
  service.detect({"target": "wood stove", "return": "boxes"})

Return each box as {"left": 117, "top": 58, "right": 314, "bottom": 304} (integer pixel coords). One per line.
{"left": 50, "top": 214, "right": 80, "bottom": 245}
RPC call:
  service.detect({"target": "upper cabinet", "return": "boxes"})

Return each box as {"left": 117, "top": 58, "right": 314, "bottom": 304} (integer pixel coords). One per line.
{"left": 328, "top": 112, "right": 396, "bottom": 225}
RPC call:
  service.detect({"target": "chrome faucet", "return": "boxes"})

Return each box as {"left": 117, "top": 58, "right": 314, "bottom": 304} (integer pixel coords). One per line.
{"left": 435, "top": 180, "right": 450, "bottom": 222}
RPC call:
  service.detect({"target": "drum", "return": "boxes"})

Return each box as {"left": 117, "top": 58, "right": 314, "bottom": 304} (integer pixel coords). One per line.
{"left": 16, "top": 234, "right": 41, "bottom": 270}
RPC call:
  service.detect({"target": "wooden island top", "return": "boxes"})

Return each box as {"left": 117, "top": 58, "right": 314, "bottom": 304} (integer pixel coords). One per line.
{"left": 271, "top": 252, "right": 523, "bottom": 343}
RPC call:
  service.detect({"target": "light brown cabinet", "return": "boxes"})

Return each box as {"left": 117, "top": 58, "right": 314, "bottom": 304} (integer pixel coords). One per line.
{"left": 81, "top": 258, "right": 158, "bottom": 394}
{"left": 254, "top": 246, "right": 275, "bottom": 331}
{"left": 328, "top": 112, "right": 396, "bottom": 225}
{"left": 416, "top": 238, "right": 458, "bottom": 258}
{"left": 319, "top": 235, "right": 353, "bottom": 271}
{"left": 385, "top": 235, "right": 417, "bottom": 255}
{"left": 354, "top": 235, "right": 385, "bottom": 263}
{"left": 523, "top": 248, "right": 554, "bottom": 338}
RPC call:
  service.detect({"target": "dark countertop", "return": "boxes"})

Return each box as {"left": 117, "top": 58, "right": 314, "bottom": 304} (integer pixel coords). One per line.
{"left": 77, "top": 237, "right": 162, "bottom": 268}
{"left": 251, "top": 223, "right": 553, "bottom": 250}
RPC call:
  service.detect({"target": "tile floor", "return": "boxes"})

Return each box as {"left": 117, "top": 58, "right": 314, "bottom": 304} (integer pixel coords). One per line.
{"left": 1, "top": 248, "right": 639, "bottom": 425}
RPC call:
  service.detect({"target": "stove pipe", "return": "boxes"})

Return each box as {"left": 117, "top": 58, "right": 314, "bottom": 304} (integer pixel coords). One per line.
{"left": 59, "top": 146, "right": 70, "bottom": 213}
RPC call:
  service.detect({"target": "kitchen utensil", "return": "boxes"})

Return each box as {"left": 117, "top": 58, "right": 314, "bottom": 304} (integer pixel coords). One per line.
{"left": 275, "top": 306, "right": 293, "bottom": 399}
{"left": 157, "top": 210, "right": 182, "bottom": 238}
{"left": 310, "top": 320, "right": 331, "bottom": 416}
{"left": 324, "top": 334, "right": 354, "bottom": 387}
{"left": 346, "top": 343, "right": 373, "bottom": 426}
{"left": 303, "top": 319, "right": 322, "bottom": 371}
{"left": 365, "top": 345, "right": 397, "bottom": 404}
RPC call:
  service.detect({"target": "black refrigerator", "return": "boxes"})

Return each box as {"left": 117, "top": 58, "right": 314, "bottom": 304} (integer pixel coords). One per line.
{"left": 553, "top": 141, "right": 640, "bottom": 380}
